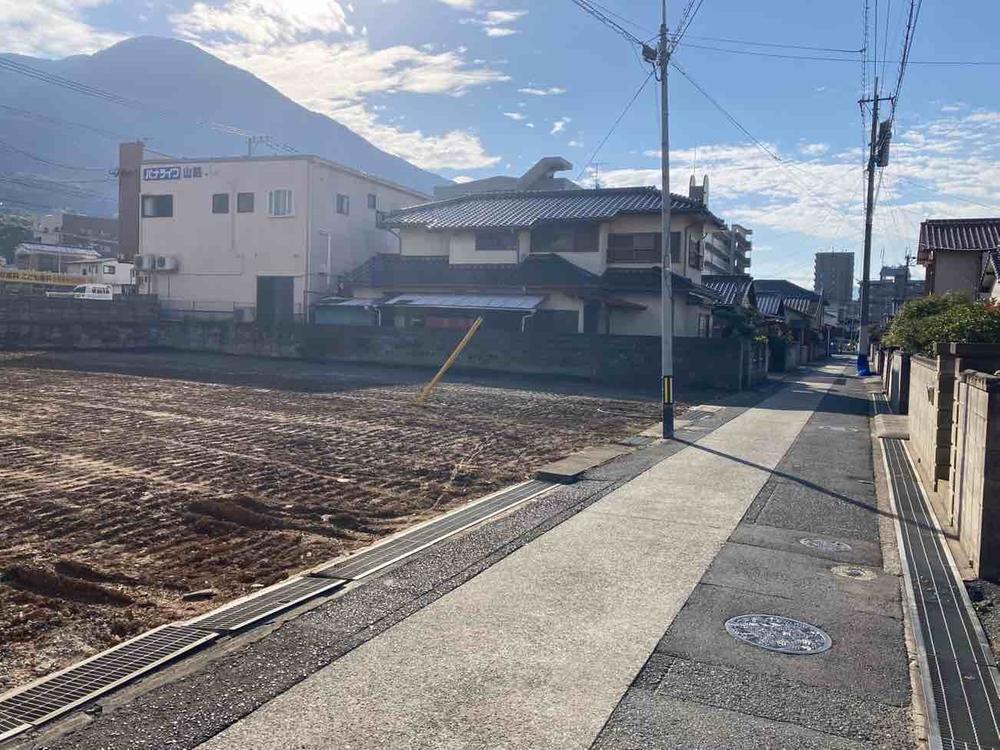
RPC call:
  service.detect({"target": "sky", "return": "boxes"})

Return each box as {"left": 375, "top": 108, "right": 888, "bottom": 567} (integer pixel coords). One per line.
{"left": 4, "top": 0, "right": 1000, "bottom": 288}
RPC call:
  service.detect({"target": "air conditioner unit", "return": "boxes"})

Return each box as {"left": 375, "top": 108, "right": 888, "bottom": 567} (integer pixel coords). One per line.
{"left": 156, "top": 256, "right": 179, "bottom": 272}
{"left": 134, "top": 254, "right": 156, "bottom": 271}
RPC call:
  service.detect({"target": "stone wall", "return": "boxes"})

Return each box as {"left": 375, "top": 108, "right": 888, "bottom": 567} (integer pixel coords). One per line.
{"left": 884, "top": 348, "right": 911, "bottom": 415}
{"left": 908, "top": 355, "right": 952, "bottom": 503}
{"left": 949, "top": 371, "right": 1000, "bottom": 580}
{"left": 0, "top": 296, "right": 160, "bottom": 350}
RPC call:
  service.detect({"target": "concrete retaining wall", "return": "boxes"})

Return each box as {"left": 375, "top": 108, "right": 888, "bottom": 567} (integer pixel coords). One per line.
{"left": 0, "top": 296, "right": 160, "bottom": 350}
{"left": 949, "top": 371, "right": 1000, "bottom": 580}
{"left": 908, "top": 355, "right": 952, "bottom": 503}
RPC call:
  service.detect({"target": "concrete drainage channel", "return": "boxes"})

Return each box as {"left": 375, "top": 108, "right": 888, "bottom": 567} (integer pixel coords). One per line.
{"left": 0, "top": 478, "right": 557, "bottom": 743}
{"left": 874, "top": 394, "right": 1000, "bottom": 749}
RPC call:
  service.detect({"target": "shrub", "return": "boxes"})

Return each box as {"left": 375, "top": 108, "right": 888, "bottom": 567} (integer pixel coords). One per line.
{"left": 882, "top": 293, "right": 1000, "bottom": 354}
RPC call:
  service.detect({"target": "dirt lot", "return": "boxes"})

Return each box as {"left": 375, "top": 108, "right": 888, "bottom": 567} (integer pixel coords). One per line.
{"left": 0, "top": 351, "right": 670, "bottom": 691}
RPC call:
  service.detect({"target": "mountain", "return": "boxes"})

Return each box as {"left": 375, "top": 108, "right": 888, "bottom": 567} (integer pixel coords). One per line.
{"left": 0, "top": 36, "right": 449, "bottom": 217}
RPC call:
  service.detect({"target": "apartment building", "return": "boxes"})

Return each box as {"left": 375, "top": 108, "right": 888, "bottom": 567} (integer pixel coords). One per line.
{"left": 134, "top": 155, "right": 429, "bottom": 322}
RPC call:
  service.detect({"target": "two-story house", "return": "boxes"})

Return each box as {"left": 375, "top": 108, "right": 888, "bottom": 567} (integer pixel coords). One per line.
{"left": 918, "top": 217, "right": 1000, "bottom": 298}
{"left": 336, "top": 184, "right": 725, "bottom": 337}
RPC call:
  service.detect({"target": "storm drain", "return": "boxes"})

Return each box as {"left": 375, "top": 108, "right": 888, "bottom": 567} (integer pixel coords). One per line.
{"left": 878, "top": 394, "right": 1000, "bottom": 749}
{"left": 313, "top": 479, "right": 554, "bottom": 580}
{"left": 725, "top": 614, "right": 832, "bottom": 655}
{"left": 189, "top": 576, "right": 345, "bottom": 632}
{"left": 799, "top": 537, "right": 853, "bottom": 554}
{"left": 0, "top": 625, "right": 216, "bottom": 741}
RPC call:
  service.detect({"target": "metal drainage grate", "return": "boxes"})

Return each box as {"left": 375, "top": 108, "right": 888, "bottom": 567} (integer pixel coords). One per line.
{"left": 882, "top": 434, "right": 1000, "bottom": 749}
{"left": 0, "top": 625, "right": 215, "bottom": 733}
{"left": 0, "top": 708, "right": 30, "bottom": 743}
{"left": 799, "top": 537, "right": 853, "bottom": 554}
{"left": 725, "top": 614, "right": 832, "bottom": 655}
{"left": 830, "top": 565, "right": 877, "bottom": 581}
{"left": 313, "top": 479, "right": 554, "bottom": 580}
{"left": 189, "top": 577, "right": 345, "bottom": 632}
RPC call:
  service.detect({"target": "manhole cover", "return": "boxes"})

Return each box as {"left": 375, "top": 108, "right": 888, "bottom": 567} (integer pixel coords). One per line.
{"left": 799, "top": 538, "right": 852, "bottom": 553}
{"left": 725, "top": 614, "right": 832, "bottom": 655}
{"left": 830, "top": 565, "right": 876, "bottom": 581}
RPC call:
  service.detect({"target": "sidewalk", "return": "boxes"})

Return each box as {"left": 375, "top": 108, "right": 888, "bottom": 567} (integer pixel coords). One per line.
{"left": 199, "top": 362, "right": 909, "bottom": 749}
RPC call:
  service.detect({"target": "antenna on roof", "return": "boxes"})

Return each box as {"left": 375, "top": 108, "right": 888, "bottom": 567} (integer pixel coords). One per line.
{"left": 591, "top": 162, "right": 604, "bottom": 189}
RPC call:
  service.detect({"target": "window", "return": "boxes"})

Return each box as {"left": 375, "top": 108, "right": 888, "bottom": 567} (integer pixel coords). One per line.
{"left": 475, "top": 229, "right": 518, "bottom": 252}
{"left": 237, "top": 192, "right": 254, "bottom": 213}
{"left": 531, "top": 222, "right": 599, "bottom": 253}
{"left": 141, "top": 194, "right": 173, "bottom": 218}
{"left": 607, "top": 233, "right": 661, "bottom": 263}
{"left": 268, "top": 189, "right": 294, "bottom": 217}
{"left": 103, "top": 264, "right": 115, "bottom": 274}
{"left": 688, "top": 237, "right": 703, "bottom": 269}
{"left": 367, "top": 193, "right": 377, "bottom": 210}
{"left": 697, "top": 314, "right": 711, "bottom": 338}
{"left": 212, "top": 193, "right": 230, "bottom": 214}
{"left": 336, "top": 193, "right": 350, "bottom": 215}
{"left": 669, "top": 231, "right": 681, "bottom": 264}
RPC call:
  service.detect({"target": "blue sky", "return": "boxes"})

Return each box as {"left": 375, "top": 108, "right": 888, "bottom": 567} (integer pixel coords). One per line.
{"left": 6, "top": 0, "right": 1000, "bottom": 287}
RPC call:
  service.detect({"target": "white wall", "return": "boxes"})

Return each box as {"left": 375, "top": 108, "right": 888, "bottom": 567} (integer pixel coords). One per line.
{"left": 449, "top": 231, "right": 518, "bottom": 265}
{"left": 139, "top": 157, "right": 426, "bottom": 312}
{"left": 932, "top": 251, "right": 983, "bottom": 298}
{"left": 64, "top": 259, "right": 135, "bottom": 290}
{"left": 400, "top": 228, "right": 449, "bottom": 256}
{"left": 607, "top": 293, "right": 706, "bottom": 337}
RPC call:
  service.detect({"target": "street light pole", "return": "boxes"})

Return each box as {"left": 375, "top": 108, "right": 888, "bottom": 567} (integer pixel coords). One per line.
{"left": 659, "top": 0, "right": 674, "bottom": 438}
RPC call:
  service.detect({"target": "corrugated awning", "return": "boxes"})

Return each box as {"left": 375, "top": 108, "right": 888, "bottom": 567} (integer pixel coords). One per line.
{"left": 318, "top": 298, "right": 378, "bottom": 307}
{"left": 383, "top": 293, "right": 545, "bottom": 311}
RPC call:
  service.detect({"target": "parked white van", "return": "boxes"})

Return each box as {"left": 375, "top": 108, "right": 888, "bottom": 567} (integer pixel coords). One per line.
{"left": 46, "top": 284, "right": 114, "bottom": 301}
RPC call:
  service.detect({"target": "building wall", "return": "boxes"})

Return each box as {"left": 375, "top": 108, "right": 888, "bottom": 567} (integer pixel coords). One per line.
{"left": 400, "top": 228, "right": 449, "bottom": 257}
{"left": 606, "top": 294, "right": 705, "bottom": 337}
{"left": 64, "top": 260, "right": 135, "bottom": 291}
{"left": 449, "top": 231, "right": 518, "bottom": 265}
{"left": 139, "top": 157, "right": 426, "bottom": 315}
{"left": 813, "top": 252, "right": 854, "bottom": 305}
{"left": 930, "top": 251, "right": 982, "bottom": 297}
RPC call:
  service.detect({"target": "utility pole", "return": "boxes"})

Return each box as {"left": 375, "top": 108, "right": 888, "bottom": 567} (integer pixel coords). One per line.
{"left": 857, "top": 78, "right": 893, "bottom": 376}
{"left": 658, "top": 0, "right": 674, "bottom": 438}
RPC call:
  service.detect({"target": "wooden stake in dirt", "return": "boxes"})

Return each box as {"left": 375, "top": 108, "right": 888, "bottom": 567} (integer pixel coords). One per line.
{"left": 415, "top": 317, "right": 484, "bottom": 406}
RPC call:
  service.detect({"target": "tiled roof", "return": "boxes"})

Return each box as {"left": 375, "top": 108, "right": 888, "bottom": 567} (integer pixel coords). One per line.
{"left": 346, "top": 253, "right": 600, "bottom": 289}
{"left": 919, "top": 218, "right": 1000, "bottom": 252}
{"left": 756, "top": 293, "right": 784, "bottom": 318}
{"left": 753, "top": 279, "right": 821, "bottom": 301}
{"left": 702, "top": 274, "right": 754, "bottom": 306}
{"left": 981, "top": 248, "right": 1000, "bottom": 290}
{"left": 382, "top": 187, "right": 725, "bottom": 230}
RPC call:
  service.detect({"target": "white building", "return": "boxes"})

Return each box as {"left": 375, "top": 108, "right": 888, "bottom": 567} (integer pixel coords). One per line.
{"left": 63, "top": 258, "right": 136, "bottom": 293}
{"left": 137, "top": 155, "right": 430, "bottom": 322}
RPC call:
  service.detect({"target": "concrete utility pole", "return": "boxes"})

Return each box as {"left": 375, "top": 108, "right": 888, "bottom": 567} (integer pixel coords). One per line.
{"left": 659, "top": 0, "right": 674, "bottom": 438}
{"left": 857, "top": 79, "right": 893, "bottom": 375}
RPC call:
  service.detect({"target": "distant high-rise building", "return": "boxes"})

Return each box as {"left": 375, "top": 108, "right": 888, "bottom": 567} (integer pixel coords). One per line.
{"left": 814, "top": 252, "right": 855, "bottom": 305}
{"left": 867, "top": 265, "right": 925, "bottom": 323}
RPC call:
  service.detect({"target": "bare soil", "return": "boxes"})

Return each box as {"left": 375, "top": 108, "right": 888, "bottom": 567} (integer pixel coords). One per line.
{"left": 0, "top": 351, "right": 668, "bottom": 691}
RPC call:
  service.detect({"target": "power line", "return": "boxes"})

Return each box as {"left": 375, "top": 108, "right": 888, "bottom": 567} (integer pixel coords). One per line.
{"left": 674, "top": 41, "right": 996, "bottom": 66}
{"left": 0, "top": 57, "right": 298, "bottom": 154}
{"left": 669, "top": 0, "right": 707, "bottom": 53}
{"left": 569, "top": 0, "right": 646, "bottom": 48}
{"left": 576, "top": 69, "right": 655, "bottom": 180}
{"left": 0, "top": 138, "right": 109, "bottom": 172}
{"left": 672, "top": 33, "right": 861, "bottom": 54}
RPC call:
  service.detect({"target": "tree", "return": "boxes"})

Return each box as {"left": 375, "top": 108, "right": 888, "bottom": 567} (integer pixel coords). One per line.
{"left": 0, "top": 223, "right": 30, "bottom": 264}
{"left": 882, "top": 293, "right": 1000, "bottom": 354}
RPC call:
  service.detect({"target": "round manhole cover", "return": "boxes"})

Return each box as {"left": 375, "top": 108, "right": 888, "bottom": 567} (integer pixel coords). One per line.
{"left": 725, "top": 614, "right": 832, "bottom": 655}
{"left": 799, "top": 538, "right": 852, "bottom": 553}
{"left": 830, "top": 565, "right": 876, "bottom": 581}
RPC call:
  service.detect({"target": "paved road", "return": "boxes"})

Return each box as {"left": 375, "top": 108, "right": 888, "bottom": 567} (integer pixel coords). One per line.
{"left": 202, "top": 364, "right": 871, "bottom": 750}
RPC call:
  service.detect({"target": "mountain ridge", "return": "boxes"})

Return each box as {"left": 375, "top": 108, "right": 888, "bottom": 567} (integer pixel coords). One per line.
{"left": 0, "top": 36, "right": 448, "bottom": 217}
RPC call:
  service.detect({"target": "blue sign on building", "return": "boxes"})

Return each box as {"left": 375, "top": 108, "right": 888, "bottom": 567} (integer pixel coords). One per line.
{"left": 143, "top": 166, "right": 204, "bottom": 181}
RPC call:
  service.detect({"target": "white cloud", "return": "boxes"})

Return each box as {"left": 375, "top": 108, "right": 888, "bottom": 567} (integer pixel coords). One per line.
{"left": 550, "top": 117, "right": 570, "bottom": 135}
{"left": 438, "top": 0, "right": 477, "bottom": 7}
{"left": 518, "top": 86, "right": 566, "bottom": 96}
{"left": 174, "top": 0, "right": 508, "bottom": 172}
{"left": 502, "top": 112, "right": 527, "bottom": 121}
{"left": 0, "top": 0, "right": 123, "bottom": 57}
{"left": 173, "top": 1, "right": 353, "bottom": 45}
{"left": 459, "top": 7, "right": 526, "bottom": 36}
{"left": 568, "top": 139, "right": 583, "bottom": 148}
{"left": 591, "top": 109, "right": 1000, "bottom": 281}
{"left": 798, "top": 142, "right": 829, "bottom": 156}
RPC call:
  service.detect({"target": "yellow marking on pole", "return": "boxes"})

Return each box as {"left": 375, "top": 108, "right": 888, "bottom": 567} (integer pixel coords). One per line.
{"left": 415, "top": 317, "right": 484, "bottom": 406}
{"left": 662, "top": 376, "right": 673, "bottom": 405}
